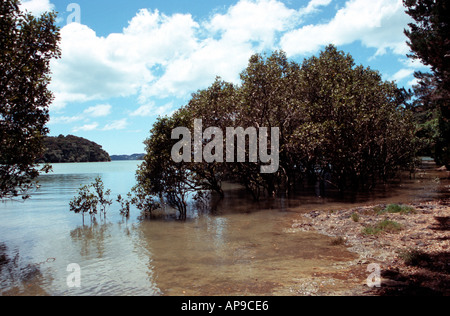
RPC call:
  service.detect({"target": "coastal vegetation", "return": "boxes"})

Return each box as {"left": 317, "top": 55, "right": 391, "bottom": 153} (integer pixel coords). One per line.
{"left": 39, "top": 135, "right": 111, "bottom": 163}
{"left": 380, "top": 204, "right": 416, "bottom": 215}
{"left": 116, "top": 194, "right": 132, "bottom": 219}
{"left": 130, "top": 0, "right": 450, "bottom": 220}
{"left": 1, "top": 0, "right": 448, "bottom": 209}
{"left": 69, "top": 177, "right": 113, "bottom": 223}
{"left": 404, "top": 0, "right": 450, "bottom": 169}
{"left": 110, "top": 154, "right": 145, "bottom": 161}
{"left": 0, "top": 0, "right": 448, "bottom": 297}
{"left": 135, "top": 45, "right": 418, "bottom": 218}
{"left": 0, "top": 0, "right": 60, "bottom": 199}
{"left": 362, "top": 220, "right": 404, "bottom": 235}
{"left": 70, "top": 176, "right": 158, "bottom": 223}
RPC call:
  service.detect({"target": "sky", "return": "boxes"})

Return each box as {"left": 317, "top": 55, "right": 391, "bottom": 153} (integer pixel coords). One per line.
{"left": 20, "top": 0, "right": 429, "bottom": 155}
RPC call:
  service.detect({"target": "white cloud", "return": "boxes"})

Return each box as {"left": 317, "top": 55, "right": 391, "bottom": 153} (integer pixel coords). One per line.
{"left": 73, "top": 123, "right": 99, "bottom": 132}
{"left": 49, "top": 104, "right": 111, "bottom": 126}
{"left": 50, "top": 0, "right": 415, "bottom": 111}
{"left": 389, "top": 68, "right": 415, "bottom": 82}
{"left": 407, "top": 77, "right": 419, "bottom": 87}
{"left": 68, "top": 118, "right": 128, "bottom": 132}
{"left": 281, "top": 0, "right": 411, "bottom": 57}
{"left": 140, "top": 38, "right": 254, "bottom": 99}
{"left": 102, "top": 119, "right": 128, "bottom": 131}
{"left": 302, "top": 0, "right": 333, "bottom": 16}
{"left": 83, "top": 104, "right": 112, "bottom": 117}
{"left": 50, "top": 0, "right": 302, "bottom": 107}
{"left": 399, "top": 56, "right": 429, "bottom": 70}
{"left": 20, "top": 0, "right": 54, "bottom": 16}
{"left": 206, "top": 0, "right": 299, "bottom": 49}
{"left": 130, "top": 102, "right": 174, "bottom": 117}
{"left": 388, "top": 56, "right": 431, "bottom": 87}
{"left": 49, "top": 22, "right": 154, "bottom": 110}
{"left": 49, "top": 115, "right": 84, "bottom": 125}
{"left": 140, "top": 0, "right": 302, "bottom": 100}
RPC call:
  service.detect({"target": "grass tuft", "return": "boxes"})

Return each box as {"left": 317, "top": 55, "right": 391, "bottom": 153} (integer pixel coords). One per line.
{"left": 362, "top": 219, "right": 403, "bottom": 235}
{"left": 378, "top": 204, "right": 416, "bottom": 215}
{"left": 351, "top": 212, "right": 360, "bottom": 222}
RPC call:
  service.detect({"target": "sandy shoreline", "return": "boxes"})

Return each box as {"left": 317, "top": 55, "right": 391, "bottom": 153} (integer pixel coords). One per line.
{"left": 290, "top": 199, "right": 449, "bottom": 296}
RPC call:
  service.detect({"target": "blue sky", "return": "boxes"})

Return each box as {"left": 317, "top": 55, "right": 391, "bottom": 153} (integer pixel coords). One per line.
{"left": 21, "top": 0, "right": 428, "bottom": 155}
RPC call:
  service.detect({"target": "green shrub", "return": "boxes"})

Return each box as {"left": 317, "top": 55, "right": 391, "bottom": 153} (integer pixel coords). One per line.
{"left": 69, "top": 177, "right": 112, "bottom": 223}
{"left": 379, "top": 204, "right": 416, "bottom": 215}
{"left": 351, "top": 212, "right": 360, "bottom": 222}
{"left": 362, "top": 220, "right": 403, "bottom": 235}
{"left": 371, "top": 206, "right": 384, "bottom": 214}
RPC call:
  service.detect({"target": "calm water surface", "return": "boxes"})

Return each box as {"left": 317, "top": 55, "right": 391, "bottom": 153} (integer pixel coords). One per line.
{"left": 0, "top": 160, "right": 448, "bottom": 296}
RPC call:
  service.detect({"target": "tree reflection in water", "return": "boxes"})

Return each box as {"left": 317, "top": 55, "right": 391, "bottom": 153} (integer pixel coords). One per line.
{"left": 70, "top": 220, "right": 114, "bottom": 258}
{"left": 0, "top": 243, "right": 49, "bottom": 296}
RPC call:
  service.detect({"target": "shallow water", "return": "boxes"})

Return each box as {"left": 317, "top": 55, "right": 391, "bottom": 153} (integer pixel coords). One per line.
{"left": 0, "top": 160, "right": 448, "bottom": 296}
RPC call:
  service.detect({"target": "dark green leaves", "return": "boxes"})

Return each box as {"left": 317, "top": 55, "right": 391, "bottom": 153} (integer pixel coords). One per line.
{"left": 135, "top": 45, "right": 418, "bottom": 214}
{"left": 0, "top": 0, "right": 61, "bottom": 199}
{"left": 404, "top": 0, "right": 450, "bottom": 169}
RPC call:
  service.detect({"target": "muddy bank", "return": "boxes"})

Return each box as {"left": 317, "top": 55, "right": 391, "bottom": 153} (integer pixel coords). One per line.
{"left": 291, "top": 199, "right": 450, "bottom": 295}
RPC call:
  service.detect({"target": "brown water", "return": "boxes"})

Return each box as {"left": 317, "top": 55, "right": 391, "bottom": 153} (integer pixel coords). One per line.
{"left": 0, "top": 160, "right": 448, "bottom": 296}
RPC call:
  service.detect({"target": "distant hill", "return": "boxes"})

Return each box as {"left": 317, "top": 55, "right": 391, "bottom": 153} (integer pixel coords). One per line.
{"left": 38, "top": 135, "right": 111, "bottom": 163}
{"left": 110, "top": 153, "right": 145, "bottom": 161}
